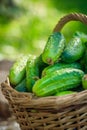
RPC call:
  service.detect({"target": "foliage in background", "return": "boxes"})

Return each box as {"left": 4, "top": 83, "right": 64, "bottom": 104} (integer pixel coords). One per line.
{"left": 0, "top": 0, "right": 87, "bottom": 60}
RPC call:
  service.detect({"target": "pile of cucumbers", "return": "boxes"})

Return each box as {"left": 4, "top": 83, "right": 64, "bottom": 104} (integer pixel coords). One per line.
{"left": 9, "top": 31, "right": 87, "bottom": 97}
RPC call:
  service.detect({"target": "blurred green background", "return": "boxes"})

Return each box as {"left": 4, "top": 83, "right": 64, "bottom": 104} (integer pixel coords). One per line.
{"left": 0, "top": 0, "right": 87, "bottom": 61}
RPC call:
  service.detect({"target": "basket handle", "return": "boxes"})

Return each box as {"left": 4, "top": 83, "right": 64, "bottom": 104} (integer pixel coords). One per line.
{"left": 53, "top": 13, "right": 87, "bottom": 32}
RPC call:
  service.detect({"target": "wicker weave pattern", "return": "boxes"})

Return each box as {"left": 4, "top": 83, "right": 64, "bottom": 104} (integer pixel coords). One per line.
{"left": 1, "top": 13, "right": 87, "bottom": 130}
{"left": 1, "top": 80, "right": 87, "bottom": 130}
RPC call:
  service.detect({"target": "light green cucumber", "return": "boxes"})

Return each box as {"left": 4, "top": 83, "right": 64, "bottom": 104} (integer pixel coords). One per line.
{"left": 33, "top": 68, "right": 84, "bottom": 97}
{"left": 9, "top": 55, "right": 31, "bottom": 85}
{"left": 26, "top": 56, "right": 39, "bottom": 92}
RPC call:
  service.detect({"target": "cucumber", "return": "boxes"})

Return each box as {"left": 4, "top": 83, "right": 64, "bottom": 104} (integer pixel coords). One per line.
{"left": 9, "top": 55, "right": 30, "bottom": 85}
{"left": 42, "top": 62, "right": 82, "bottom": 77}
{"left": 15, "top": 79, "right": 27, "bottom": 92}
{"left": 74, "top": 31, "right": 87, "bottom": 44}
{"left": 33, "top": 68, "right": 84, "bottom": 97}
{"left": 42, "top": 32, "right": 65, "bottom": 65}
{"left": 26, "top": 56, "right": 39, "bottom": 92}
{"left": 36, "top": 54, "right": 48, "bottom": 78}
{"left": 82, "top": 74, "right": 87, "bottom": 89}
{"left": 61, "top": 35, "right": 86, "bottom": 63}
{"left": 54, "top": 91, "right": 77, "bottom": 96}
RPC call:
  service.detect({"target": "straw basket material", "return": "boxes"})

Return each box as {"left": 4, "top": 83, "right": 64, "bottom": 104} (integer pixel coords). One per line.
{"left": 1, "top": 13, "right": 87, "bottom": 130}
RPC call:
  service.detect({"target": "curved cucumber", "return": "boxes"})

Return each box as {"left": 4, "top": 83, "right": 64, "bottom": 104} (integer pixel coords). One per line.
{"left": 42, "top": 32, "right": 65, "bottom": 65}
{"left": 9, "top": 55, "right": 30, "bottom": 85}
{"left": 42, "top": 62, "right": 82, "bottom": 77}
{"left": 61, "top": 36, "right": 86, "bottom": 63}
{"left": 26, "top": 56, "right": 39, "bottom": 92}
{"left": 33, "top": 68, "right": 84, "bottom": 97}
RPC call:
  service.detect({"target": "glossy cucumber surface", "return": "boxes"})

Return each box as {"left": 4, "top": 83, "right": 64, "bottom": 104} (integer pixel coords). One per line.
{"left": 9, "top": 55, "right": 30, "bottom": 85}
{"left": 33, "top": 68, "right": 84, "bottom": 97}
{"left": 42, "top": 62, "right": 82, "bottom": 77}
{"left": 61, "top": 36, "right": 86, "bottom": 63}
{"left": 42, "top": 32, "right": 65, "bottom": 64}
{"left": 26, "top": 56, "right": 39, "bottom": 92}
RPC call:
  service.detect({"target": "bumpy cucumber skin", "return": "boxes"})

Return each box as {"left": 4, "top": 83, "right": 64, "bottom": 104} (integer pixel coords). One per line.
{"left": 9, "top": 55, "right": 30, "bottom": 86}
{"left": 15, "top": 79, "right": 27, "bottom": 92}
{"left": 42, "top": 62, "right": 82, "bottom": 77}
{"left": 26, "top": 56, "right": 39, "bottom": 92}
{"left": 42, "top": 32, "right": 65, "bottom": 65}
{"left": 82, "top": 74, "right": 87, "bottom": 89}
{"left": 33, "top": 68, "right": 84, "bottom": 97}
{"left": 54, "top": 91, "right": 76, "bottom": 96}
{"left": 61, "top": 36, "right": 86, "bottom": 63}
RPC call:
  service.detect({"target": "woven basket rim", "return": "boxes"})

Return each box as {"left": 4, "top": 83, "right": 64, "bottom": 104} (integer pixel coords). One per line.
{"left": 1, "top": 77, "right": 87, "bottom": 112}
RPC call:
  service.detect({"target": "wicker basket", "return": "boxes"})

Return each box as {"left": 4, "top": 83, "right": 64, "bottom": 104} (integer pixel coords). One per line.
{"left": 1, "top": 13, "right": 87, "bottom": 130}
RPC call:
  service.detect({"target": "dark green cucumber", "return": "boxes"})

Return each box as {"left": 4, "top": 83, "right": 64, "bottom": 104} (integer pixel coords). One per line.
{"left": 36, "top": 54, "right": 48, "bottom": 78}
{"left": 61, "top": 36, "right": 86, "bottom": 63}
{"left": 9, "top": 55, "right": 30, "bottom": 86}
{"left": 15, "top": 79, "right": 27, "bottom": 92}
{"left": 33, "top": 68, "right": 84, "bottom": 97}
{"left": 42, "top": 32, "right": 65, "bottom": 65}
{"left": 82, "top": 74, "right": 87, "bottom": 89}
{"left": 26, "top": 56, "right": 39, "bottom": 92}
{"left": 54, "top": 91, "right": 77, "bottom": 96}
{"left": 42, "top": 62, "right": 82, "bottom": 77}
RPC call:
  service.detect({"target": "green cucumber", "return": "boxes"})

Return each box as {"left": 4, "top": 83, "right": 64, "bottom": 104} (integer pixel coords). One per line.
{"left": 82, "top": 74, "right": 87, "bottom": 89}
{"left": 36, "top": 54, "right": 48, "bottom": 78}
{"left": 26, "top": 56, "right": 39, "bottom": 92}
{"left": 42, "top": 62, "right": 82, "bottom": 77}
{"left": 33, "top": 68, "right": 84, "bottom": 97}
{"left": 9, "top": 55, "right": 30, "bottom": 85}
{"left": 42, "top": 32, "right": 65, "bottom": 65}
{"left": 61, "top": 35, "right": 86, "bottom": 63}
{"left": 54, "top": 91, "right": 77, "bottom": 96}
{"left": 74, "top": 31, "right": 87, "bottom": 44}
{"left": 15, "top": 79, "right": 27, "bottom": 92}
